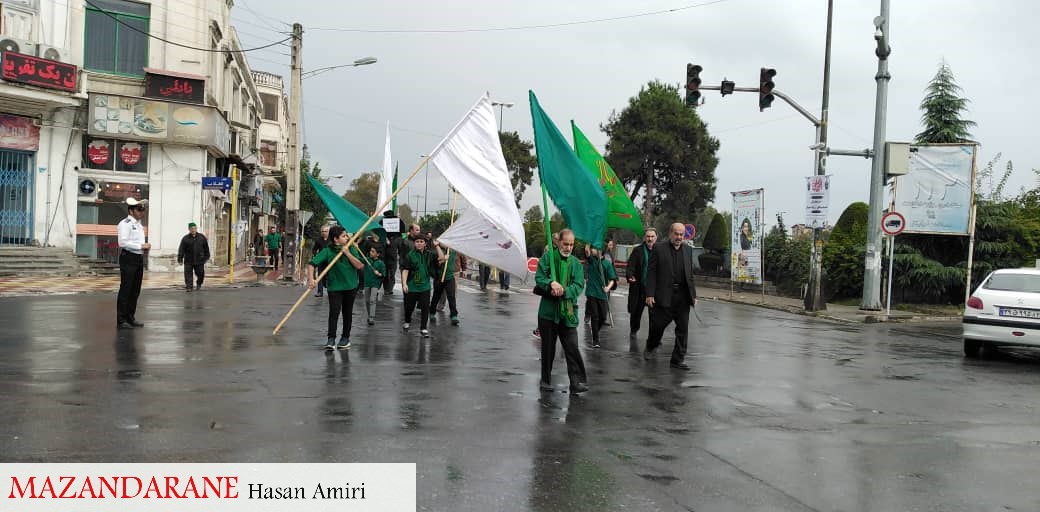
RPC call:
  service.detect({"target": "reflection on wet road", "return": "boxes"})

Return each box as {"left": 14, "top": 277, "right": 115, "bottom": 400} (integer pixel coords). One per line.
{"left": 1, "top": 283, "right": 1038, "bottom": 511}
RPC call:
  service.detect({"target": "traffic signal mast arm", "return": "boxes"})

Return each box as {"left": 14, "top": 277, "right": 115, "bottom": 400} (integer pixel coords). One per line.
{"left": 699, "top": 84, "right": 821, "bottom": 128}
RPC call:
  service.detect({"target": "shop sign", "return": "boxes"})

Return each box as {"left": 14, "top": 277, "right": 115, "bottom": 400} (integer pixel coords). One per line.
{"left": 0, "top": 113, "right": 40, "bottom": 151}
{"left": 1, "top": 51, "right": 77, "bottom": 92}
{"left": 144, "top": 70, "right": 205, "bottom": 104}
{"left": 87, "top": 93, "right": 230, "bottom": 156}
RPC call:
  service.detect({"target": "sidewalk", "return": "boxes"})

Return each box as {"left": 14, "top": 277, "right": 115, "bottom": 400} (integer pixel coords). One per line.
{"left": 0, "top": 264, "right": 292, "bottom": 297}
{"left": 696, "top": 282, "right": 962, "bottom": 324}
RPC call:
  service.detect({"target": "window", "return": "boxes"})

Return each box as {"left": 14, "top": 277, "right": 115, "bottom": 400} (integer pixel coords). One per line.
{"left": 84, "top": 0, "right": 149, "bottom": 77}
{"left": 260, "top": 139, "right": 277, "bottom": 167}
{"left": 82, "top": 136, "right": 148, "bottom": 173}
{"left": 260, "top": 93, "right": 279, "bottom": 121}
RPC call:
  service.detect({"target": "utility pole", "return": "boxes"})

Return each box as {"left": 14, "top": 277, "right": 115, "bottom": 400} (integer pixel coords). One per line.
{"left": 862, "top": 0, "right": 891, "bottom": 310}
{"left": 283, "top": 22, "right": 303, "bottom": 281}
{"left": 804, "top": 0, "right": 834, "bottom": 312}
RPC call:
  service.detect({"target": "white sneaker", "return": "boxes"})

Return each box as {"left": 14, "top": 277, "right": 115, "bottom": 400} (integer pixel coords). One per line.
{"left": 402, "top": 323, "right": 410, "bottom": 331}
{"left": 420, "top": 329, "right": 430, "bottom": 338}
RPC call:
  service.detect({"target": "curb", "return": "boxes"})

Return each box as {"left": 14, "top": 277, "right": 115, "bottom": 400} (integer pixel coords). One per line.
{"left": 703, "top": 294, "right": 962, "bottom": 324}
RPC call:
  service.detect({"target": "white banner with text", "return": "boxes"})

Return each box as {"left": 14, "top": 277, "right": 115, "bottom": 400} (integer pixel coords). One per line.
{"left": 1, "top": 463, "right": 415, "bottom": 512}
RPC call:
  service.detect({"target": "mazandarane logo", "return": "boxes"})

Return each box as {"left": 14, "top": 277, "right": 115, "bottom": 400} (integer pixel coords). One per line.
{"left": 9, "top": 475, "right": 238, "bottom": 499}
{"left": 1, "top": 463, "right": 416, "bottom": 512}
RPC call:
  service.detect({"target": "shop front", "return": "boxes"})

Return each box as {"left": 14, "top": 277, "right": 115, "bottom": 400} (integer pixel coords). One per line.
{"left": 0, "top": 114, "right": 39, "bottom": 245}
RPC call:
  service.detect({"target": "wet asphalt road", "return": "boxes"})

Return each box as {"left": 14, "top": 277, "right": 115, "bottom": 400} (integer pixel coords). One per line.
{"left": 2, "top": 280, "right": 1039, "bottom": 511}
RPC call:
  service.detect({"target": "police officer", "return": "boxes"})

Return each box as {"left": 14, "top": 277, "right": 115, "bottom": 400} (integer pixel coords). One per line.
{"left": 117, "top": 198, "right": 150, "bottom": 329}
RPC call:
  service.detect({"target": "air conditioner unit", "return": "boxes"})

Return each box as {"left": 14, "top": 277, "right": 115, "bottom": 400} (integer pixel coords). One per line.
{"left": 0, "top": 37, "right": 36, "bottom": 57}
{"left": 36, "top": 44, "right": 69, "bottom": 63}
{"left": 78, "top": 178, "right": 98, "bottom": 202}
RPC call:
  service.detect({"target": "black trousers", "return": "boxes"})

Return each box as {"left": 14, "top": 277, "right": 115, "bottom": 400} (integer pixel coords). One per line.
{"left": 268, "top": 248, "right": 280, "bottom": 269}
{"left": 326, "top": 288, "right": 358, "bottom": 340}
{"left": 587, "top": 296, "right": 609, "bottom": 344}
{"left": 383, "top": 258, "right": 397, "bottom": 294}
{"left": 431, "top": 279, "right": 458, "bottom": 316}
{"left": 403, "top": 289, "right": 431, "bottom": 329}
{"left": 627, "top": 283, "right": 647, "bottom": 335}
{"left": 116, "top": 251, "right": 144, "bottom": 324}
{"left": 645, "top": 295, "right": 691, "bottom": 364}
{"left": 183, "top": 263, "right": 205, "bottom": 288}
{"left": 479, "top": 265, "right": 491, "bottom": 289}
{"left": 538, "top": 318, "right": 587, "bottom": 386}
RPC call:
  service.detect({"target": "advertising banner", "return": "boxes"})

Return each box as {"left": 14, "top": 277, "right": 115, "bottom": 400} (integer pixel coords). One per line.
{"left": 87, "top": 93, "right": 230, "bottom": 156}
{"left": 892, "top": 144, "right": 976, "bottom": 235}
{"left": 805, "top": 175, "right": 830, "bottom": 227}
{"left": 731, "top": 189, "right": 763, "bottom": 285}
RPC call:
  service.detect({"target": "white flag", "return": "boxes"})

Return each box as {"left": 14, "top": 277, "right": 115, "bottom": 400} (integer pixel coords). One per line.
{"left": 426, "top": 93, "right": 528, "bottom": 279}
{"left": 376, "top": 121, "right": 392, "bottom": 214}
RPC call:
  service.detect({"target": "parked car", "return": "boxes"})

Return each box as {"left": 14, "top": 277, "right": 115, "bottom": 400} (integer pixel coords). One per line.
{"left": 962, "top": 268, "right": 1040, "bottom": 357}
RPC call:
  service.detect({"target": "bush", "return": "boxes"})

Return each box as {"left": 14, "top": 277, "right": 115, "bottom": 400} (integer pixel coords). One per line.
{"left": 698, "top": 252, "right": 723, "bottom": 273}
{"left": 823, "top": 202, "right": 869, "bottom": 299}
{"left": 703, "top": 213, "right": 727, "bottom": 253}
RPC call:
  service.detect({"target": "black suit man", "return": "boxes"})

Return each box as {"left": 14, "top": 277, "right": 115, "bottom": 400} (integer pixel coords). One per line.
{"left": 626, "top": 227, "right": 658, "bottom": 338}
{"left": 644, "top": 222, "right": 698, "bottom": 370}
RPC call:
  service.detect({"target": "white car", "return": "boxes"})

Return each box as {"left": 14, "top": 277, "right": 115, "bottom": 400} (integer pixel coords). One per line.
{"left": 962, "top": 268, "right": 1040, "bottom": 357}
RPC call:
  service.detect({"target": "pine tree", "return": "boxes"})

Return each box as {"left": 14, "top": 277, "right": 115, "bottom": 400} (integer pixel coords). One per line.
{"left": 914, "top": 62, "right": 976, "bottom": 143}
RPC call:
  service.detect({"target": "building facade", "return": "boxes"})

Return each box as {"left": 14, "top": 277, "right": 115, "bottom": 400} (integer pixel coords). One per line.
{"left": 0, "top": 0, "right": 282, "bottom": 272}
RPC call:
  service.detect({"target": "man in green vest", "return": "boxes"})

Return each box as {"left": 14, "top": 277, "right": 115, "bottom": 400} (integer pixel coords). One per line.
{"left": 535, "top": 229, "right": 588, "bottom": 394}
{"left": 265, "top": 226, "right": 282, "bottom": 270}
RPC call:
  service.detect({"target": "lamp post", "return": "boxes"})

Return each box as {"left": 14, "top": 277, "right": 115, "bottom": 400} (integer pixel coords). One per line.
{"left": 491, "top": 101, "right": 514, "bottom": 129}
{"left": 302, "top": 57, "right": 378, "bottom": 79}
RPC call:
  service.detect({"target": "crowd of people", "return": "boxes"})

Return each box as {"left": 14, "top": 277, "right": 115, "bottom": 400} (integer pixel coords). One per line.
{"left": 115, "top": 199, "right": 698, "bottom": 396}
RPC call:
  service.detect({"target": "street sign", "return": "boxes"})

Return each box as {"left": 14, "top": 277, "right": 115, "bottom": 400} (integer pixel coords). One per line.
{"left": 805, "top": 175, "right": 830, "bottom": 227}
{"left": 527, "top": 257, "right": 539, "bottom": 273}
{"left": 684, "top": 223, "right": 696, "bottom": 240}
{"left": 201, "top": 176, "right": 232, "bottom": 191}
{"left": 881, "top": 211, "right": 906, "bottom": 236}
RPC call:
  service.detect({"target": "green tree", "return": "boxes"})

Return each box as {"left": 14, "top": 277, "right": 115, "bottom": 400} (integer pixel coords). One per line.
{"left": 699, "top": 213, "right": 727, "bottom": 271}
{"left": 602, "top": 80, "right": 720, "bottom": 224}
{"left": 422, "top": 210, "right": 454, "bottom": 237}
{"left": 822, "top": 202, "right": 869, "bottom": 299}
{"left": 500, "top": 131, "right": 538, "bottom": 207}
{"left": 342, "top": 172, "right": 380, "bottom": 217}
{"left": 523, "top": 204, "right": 543, "bottom": 224}
{"left": 915, "top": 62, "right": 976, "bottom": 144}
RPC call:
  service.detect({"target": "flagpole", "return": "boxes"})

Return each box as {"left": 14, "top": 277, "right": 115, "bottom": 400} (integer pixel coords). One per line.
{"left": 540, "top": 180, "right": 557, "bottom": 283}
{"left": 440, "top": 188, "right": 457, "bottom": 282}
{"left": 273, "top": 155, "right": 433, "bottom": 335}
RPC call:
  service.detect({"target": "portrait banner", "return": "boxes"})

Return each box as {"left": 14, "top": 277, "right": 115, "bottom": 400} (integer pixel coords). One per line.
{"left": 731, "top": 189, "right": 763, "bottom": 285}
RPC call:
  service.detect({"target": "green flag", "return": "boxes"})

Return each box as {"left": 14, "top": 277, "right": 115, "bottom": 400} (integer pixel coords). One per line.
{"left": 529, "top": 91, "right": 606, "bottom": 249}
{"left": 571, "top": 122, "right": 644, "bottom": 236}
{"left": 391, "top": 162, "right": 398, "bottom": 212}
{"left": 305, "top": 173, "right": 385, "bottom": 239}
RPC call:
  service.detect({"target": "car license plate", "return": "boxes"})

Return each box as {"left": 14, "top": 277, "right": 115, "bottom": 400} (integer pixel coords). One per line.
{"left": 999, "top": 307, "right": 1040, "bottom": 319}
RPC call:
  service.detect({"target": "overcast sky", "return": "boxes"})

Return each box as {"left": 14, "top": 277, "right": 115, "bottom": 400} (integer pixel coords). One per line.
{"left": 236, "top": 0, "right": 1039, "bottom": 231}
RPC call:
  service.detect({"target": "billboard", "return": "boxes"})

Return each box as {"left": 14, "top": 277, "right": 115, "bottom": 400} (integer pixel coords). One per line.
{"left": 87, "top": 93, "right": 230, "bottom": 156}
{"left": 892, "top": 144, "right": 976, "bottom": 235}
{"left": 731, "top": 189, "right": 763, "bottom": 285}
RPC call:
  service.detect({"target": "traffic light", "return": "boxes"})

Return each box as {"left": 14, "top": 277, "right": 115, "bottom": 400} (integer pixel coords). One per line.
{"left": 685, "top": 64, "right": 702, "bottom": 107}
{"left": 759, "top": 67, "right": 776, "bottom": 111}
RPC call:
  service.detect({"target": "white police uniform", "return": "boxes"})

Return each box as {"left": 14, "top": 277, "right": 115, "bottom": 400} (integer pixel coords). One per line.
{"left": 116, "top": 198, "right": 147, "bottom": 327}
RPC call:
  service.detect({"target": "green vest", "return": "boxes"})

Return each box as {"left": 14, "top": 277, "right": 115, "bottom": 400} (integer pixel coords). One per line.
{"left": 585, "top": 255, "right": 617, "bottom": 300}
{"left": 364, "top": 260, "right": 386, "bottom": 288}
{"left": 404, "top": 249, "right": 434, "bottom": 293}
{"left": 310, "top": 246, "right": 360, "bottom": 291}
{"left": 534, "top": 249, "right": 585, "bottom": 327}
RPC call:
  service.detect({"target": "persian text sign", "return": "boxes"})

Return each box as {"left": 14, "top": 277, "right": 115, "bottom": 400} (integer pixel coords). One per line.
{"left": 0, "top": 463, "right": 415, "bottom": 512}
{"left": 804, "top": 175, "right": 830, "bottom": 227}
{"left": 892, "top": 144, "right": 976, "bottom": 235}
{"left": 731, "top": 189, "right": 763, "bottom": 285}
{"left": 0, "top": 113, "right": 39, "bottom": 151}
{"left": 145, "top": 71, "right": 205, "bottom": 104}
{"left": 1, "top": 51, "right": 77, "bottom": 92}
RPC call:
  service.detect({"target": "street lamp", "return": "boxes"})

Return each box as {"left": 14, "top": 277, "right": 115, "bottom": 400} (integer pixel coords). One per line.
{"left": 491, "top": 101, "right": 514, "bottom": 129}
{"left": 302, "top": 57, "right": 378, "bottom": 79}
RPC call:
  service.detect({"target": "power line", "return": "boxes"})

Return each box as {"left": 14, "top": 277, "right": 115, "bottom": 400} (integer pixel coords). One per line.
{"left": 236, "top": 0, "right": 291, "bottom": 32}
{"left": 83, "top": 0, "right": 292, "bottom": 53}
{"left": 51, "top": 0, "right": 289, "bottom": 39}
{"left": 309, "top": 0, "right": 733, "bottom": 33}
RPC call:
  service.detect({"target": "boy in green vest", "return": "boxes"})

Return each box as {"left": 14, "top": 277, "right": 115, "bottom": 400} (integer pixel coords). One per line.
{"left": 363, "top": 245, "right": 386, "bottom": 326}
{"left": 401, "top": 236, "right": 440, "bottom": 338}
{"left": 430, "top": 240, "right": 460, "bottom": 326}
{"left": 307, "top": 225, "right": 364, "bottom": 350}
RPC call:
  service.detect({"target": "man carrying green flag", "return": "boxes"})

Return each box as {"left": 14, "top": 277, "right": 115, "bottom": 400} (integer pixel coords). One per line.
{"left": 572, "top": 122, "right": 645, "bottom": 236}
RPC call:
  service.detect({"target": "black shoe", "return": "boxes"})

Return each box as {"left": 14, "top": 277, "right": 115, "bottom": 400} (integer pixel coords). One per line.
{"left": 569, "top": 382, "right": 589, "bottom": 394}
{"left": 185, "top": 286, "right": 193, "bottom": 292}
{"left": 129, "top": 320, "right": 144, "bottom": 327}
{"left": 118, "top": 321, "right": 134, "bottom": 329}
{"left": 367, "top": 318, "right": 375, "bottom": 326}
{"left": 670, "top": 362, "right": 691, "bottom": 371}
{"left": 643, "top": 347, "right": 657, "bottom": 360}
{"left": 450, "top": 315, "right": 459, "bottom": 326}
{"left": 539, "top": 381, "right": 553, "bottom": 391}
